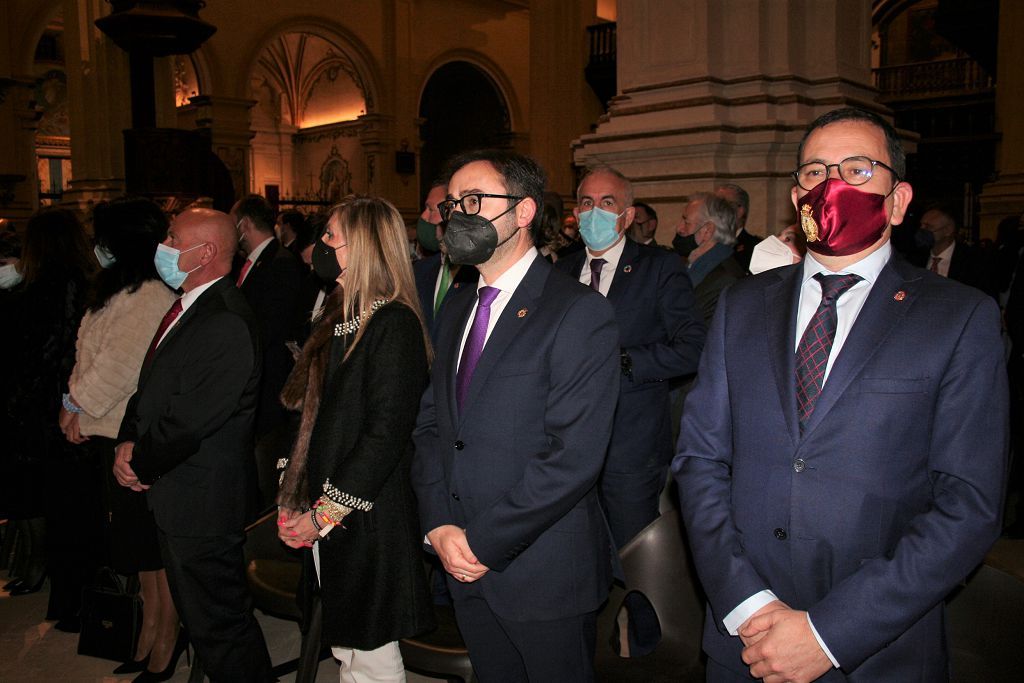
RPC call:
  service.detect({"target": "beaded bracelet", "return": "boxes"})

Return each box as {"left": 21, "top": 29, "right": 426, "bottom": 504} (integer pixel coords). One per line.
{"left": 62, "top": 393, "right": 83, "bottom": 414}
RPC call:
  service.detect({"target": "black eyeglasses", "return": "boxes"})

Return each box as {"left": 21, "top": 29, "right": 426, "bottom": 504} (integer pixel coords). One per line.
{"left": 792, "top": 156, "right": 901, "bottom": 191}
{"left": 438, "top": 193, "right": 523, "bottom": 221}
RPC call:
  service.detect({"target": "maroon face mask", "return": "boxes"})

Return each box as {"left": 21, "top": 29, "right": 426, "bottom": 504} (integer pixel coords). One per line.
{"left": 797, "top": 179, "right": 891, "bottom": 257}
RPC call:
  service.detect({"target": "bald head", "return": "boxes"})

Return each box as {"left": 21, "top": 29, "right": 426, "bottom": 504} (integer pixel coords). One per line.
{"left": 167, "top": 208, "right": 237, "bottom": 289}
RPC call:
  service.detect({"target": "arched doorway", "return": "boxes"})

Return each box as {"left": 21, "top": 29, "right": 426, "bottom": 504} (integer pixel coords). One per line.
{"left": 418, "top": 61, "right": 511, "bottom": 198}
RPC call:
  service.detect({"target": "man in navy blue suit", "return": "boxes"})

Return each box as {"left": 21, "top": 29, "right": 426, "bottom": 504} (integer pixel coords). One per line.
{"left": 673, "top": 108, "right": 1008, "bottom": 682}
{"left": 557, "top": 166, "right": 705, "bottom": 547}
{"left": 413, "top": 178, "right": 478, "bottom": 343}
{"left": 412, "top": 150, "right": 619, "bottom": 681}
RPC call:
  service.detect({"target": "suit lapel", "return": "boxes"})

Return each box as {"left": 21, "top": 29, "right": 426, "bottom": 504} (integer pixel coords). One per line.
{"left": 138, "top": 279, "right": 225, "bottom": 387}
{"left": 800, "top": 260, "right": 921, "bottom": 436}
{"left": 457, "top": 258, "right": 548, "bottom": 427}
{"left": 443, "top": 286, "right": 477, "bottom": 426}
{"left": 765, "top": 265, "right": 802, "bottom": 445}
{"left": 606, "top": 239, "right": 638, "bottom": 306}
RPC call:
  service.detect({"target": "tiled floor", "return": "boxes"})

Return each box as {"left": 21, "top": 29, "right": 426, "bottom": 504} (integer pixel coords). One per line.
{"left": 0, "top": 575, "right": 441, "bottom": 683}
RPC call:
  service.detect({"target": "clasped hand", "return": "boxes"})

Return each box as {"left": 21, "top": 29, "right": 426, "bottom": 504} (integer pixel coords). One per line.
{"left": 738, "top": 600, "right": 832, "bottom": 683}
{"left": 278, "top": 508, "right": 317, "bottom": 548}
{"left": 427, "top": 525, "right": 489, "bottom": 583}
{"left": 112, "top": 441, "right": 149, "bottom": 492}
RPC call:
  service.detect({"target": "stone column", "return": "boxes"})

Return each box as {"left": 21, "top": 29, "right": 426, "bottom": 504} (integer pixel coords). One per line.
{"left": 978, "top": 0, "right": 1024, "bottom": 237}
{"left": 61, "top": 0, "right": 131, "bottom": 213}
{"left": 0, "top": 78, "right": 42, "bottom": 225}
{"left": 358, "top": 112, "right": 395, "bottom": 199}
{"left": 572, "top": 0, "right": 880, "bottom": 242}
{"left": 178, "top": 95, "right": 256, "bottom": 199}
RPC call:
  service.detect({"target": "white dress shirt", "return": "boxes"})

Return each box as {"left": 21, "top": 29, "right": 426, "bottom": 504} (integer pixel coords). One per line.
{"left": 456, "top": 247, "right": 539, "bottom": 369}
{"left": 723, "top": 241, "right": 893, "bottom": 669}
{"left": 577, "top": 236, "right": 627, "bottom": 297}
{"left": 930, "top": 241, "right": 955, "bottom": 278}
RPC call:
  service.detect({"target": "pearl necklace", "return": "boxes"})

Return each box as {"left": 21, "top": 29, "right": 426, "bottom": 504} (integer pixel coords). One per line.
{"left": 334, "top": 298, "right": 389, "bottom": 336}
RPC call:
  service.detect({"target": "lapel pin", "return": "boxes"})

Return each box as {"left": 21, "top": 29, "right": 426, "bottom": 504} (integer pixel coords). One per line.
{"left": 894, "top": 290, "right": 906, "bottom": 301}
{"left": 517, "top": 308, "right": 528, "bottom": 318}
{"left": 452, "top": 282, "right": 461, "bottom": 289}
{"left": 623, "top": 265, "right": 632, "bottom": 273}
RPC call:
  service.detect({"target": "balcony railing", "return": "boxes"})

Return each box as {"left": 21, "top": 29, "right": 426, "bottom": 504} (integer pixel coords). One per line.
{"left": 587, "top": 22, "right": 616, "bottom": 66}
{"left": 874, "top": 58, "right": 994, "bottom": 99}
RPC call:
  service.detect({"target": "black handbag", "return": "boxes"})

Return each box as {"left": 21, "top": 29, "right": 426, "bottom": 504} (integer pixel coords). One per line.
{"left": 77, "top": 568, "right": 142, "bottom": 662}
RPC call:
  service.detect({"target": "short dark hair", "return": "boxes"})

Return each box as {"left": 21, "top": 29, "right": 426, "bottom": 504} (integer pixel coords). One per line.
{"left": 797, "top": 107, "right": 906, "bottom": 179}
{"left": 235, "top": 194, "right": 277, "bottom": 234}
{"left": 632, "top": 201, "right": 657, "bottom": 220}
{"left": 715, "top": 183, "right": 749, "bottom": 216}
{"left": 922, "top": 203, "right": 957, "bottom": 226}
{"left": 445, "top": 149, "right": 547, "bottom": 235}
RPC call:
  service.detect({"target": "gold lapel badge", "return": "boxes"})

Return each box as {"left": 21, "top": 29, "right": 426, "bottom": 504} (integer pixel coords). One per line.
{"left": 517, "top": 308, "right": 528, "bottom": 318}
{"left": 893, "top": 290, "right": 906, "bottom": 301}
{"left": 623, "top": 265, "right": 633, "bottom": 273}
{"left": 452, "top": 282, "right": 461, "bottom": 289}
{"left": 800, "top": 204, "right": 819, "bottom": 242}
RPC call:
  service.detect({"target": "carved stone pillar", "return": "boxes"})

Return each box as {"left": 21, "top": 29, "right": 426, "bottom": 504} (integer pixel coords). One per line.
{"left": 178, "top": 95, "right": 256, "bottom": 199}
{"left": 0, "top": 78, "right": 42, "bottom": 225}
{"left": 61, "top": 0, "right": 131, "bottom": 213}
{"left": 358, "top": 113, "right": 396, "bottom": 198}
{"left": 572, "top": 0, "right": 881, "bottom": 242}
{"left": 978, "top": 0, "right": 1024, "bottom": 237}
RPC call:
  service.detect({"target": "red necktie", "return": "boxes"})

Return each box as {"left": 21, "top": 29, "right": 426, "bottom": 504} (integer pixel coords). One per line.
{"left": 795, "top": 273, "right": 862, "bottom": 431}
{"left": 930, "top": 256, "right": 941, "bottom": 274}
{"left": 236, "top": 259, "right": 253, "bottom": 286}
{"left": 143, "top": 298, "right": 183, "bottom": 366}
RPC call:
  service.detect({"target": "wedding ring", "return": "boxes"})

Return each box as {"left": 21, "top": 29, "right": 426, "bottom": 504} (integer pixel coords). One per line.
{"left": 460, "top": 573, "right": 467, "bottom": 581}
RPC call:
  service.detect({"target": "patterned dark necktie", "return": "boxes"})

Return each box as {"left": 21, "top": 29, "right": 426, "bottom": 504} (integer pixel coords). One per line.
{"left": 795, "top": 273, "right": 863, "bottom": 430}
{"left": 589, "top": 258, "right": 606, "bottom": 292}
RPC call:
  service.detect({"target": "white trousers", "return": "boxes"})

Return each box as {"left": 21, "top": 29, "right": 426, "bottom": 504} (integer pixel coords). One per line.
{"left": 313, "top": 543, "right": 406, "bottom": 683}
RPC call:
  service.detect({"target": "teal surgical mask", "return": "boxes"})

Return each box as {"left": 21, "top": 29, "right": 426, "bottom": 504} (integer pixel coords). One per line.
{"left": 578, "top": 208, "right": 624, "bottom": 251}
{"left": 0, "top": 262, "right": 23, "bottom": 289}
{"left": 417, "top": 217, "right": 440, "bottom": 252}
{"left": 153, "top": 242, "right": 206, "bottom": 289}
{"left": 94, "top": 244, "right": 117, "bottom": 269}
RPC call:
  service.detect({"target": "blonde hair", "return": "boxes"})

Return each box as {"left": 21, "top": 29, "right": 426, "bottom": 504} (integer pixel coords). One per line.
{"left": 331, "top": 196, "right": 432, "bottom": 363}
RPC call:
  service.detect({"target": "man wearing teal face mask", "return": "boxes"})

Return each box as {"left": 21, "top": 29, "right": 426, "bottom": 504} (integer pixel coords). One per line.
{"left": 557, "top": 166, "right": 706, "bottom": 548}
{"left": 413, "top": 178, "right": 479, "bottom": 342}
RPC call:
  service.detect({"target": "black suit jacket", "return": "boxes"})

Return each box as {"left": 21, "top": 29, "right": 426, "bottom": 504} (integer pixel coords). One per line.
{"left": 557, "top": 239, "right": 706, "bottom": 472}
{"left": 238, "top": 238, "right": 304, "bottom": 435}
{"left": 119, "top": 278, "right": 262, "bottom": 536}
{"left": 946, "top": 241, "right": 999, "bottom": 299}
{"left": 413, "top": 252, "right": 478, "bottom": 343}
{"left": 412, "top": 255, "right": 620, "bottom": 621}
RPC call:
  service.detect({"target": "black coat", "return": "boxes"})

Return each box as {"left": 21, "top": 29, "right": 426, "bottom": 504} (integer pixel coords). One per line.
{"left": 306, "top": 302, "right": 435, "bottom": 649}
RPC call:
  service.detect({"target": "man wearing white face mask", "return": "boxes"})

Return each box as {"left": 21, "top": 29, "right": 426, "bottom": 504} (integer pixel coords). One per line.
{"left": 114, "top": 208, "right": 274, "bottom": 683}
{"left": 557, "top": 166, "right": 706, "bottom": 548}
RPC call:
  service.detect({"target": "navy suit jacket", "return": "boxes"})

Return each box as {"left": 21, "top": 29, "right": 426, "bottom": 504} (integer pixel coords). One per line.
{"left": 673, "top": 253, "right": 1008, "bottom": 680}
{"left": 412, "top": 255, "right": 620, "bottom": 621}
{"left": 119, "top": 278, "right": 262, "bottom": 537}
{"left": 557, "top": 239, "right": 705, "bottom": 471}
{"left": 413, "top": 252, "right": 478, "bottom": 343}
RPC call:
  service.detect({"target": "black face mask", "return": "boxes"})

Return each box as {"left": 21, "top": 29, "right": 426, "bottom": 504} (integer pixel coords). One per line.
{"left": 311, "top": 240, "right": 342, "bottom": 282}
{"left": 913, "top": 228, "right": 936, "bottom": 252}
{"left": 673, "top": 233, "right": 698, "bottom": 258}
{"left": 443, "top": 203, "right": 522, "bottom": 266}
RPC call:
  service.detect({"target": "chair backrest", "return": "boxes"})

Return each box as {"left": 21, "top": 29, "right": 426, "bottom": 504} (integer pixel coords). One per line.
{"left": 617, "top": 511, "right": 705, "bottom": 665}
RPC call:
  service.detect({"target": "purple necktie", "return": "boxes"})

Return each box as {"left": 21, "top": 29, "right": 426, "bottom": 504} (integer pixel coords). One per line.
{"left": 456, "top": 286, "right": 501, "bottom": 411}
{"left": 589, "top": 258, "right": 606, "bottom": 291}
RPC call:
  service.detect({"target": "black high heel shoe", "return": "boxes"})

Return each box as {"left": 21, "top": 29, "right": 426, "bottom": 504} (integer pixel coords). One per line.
{"left": 112, "top": 654, "right": 150, "bottom": 674}
{"left": 9, "top": 572, "right": 46, "bottom": 596}
{"left": 133, "top": 631, "right": 188, "bottom": 683}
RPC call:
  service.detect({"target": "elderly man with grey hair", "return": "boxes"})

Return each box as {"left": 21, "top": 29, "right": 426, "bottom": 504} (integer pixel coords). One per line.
{"left": 676, "top": 192, "right": 745, "bottom": 324}
{"left": 716, "top": 182, "right": 762, "bottom": 272}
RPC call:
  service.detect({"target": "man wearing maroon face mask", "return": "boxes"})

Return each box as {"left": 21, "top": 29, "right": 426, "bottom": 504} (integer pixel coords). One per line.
{"left": 673, "top": 107, "right": 1008, "bottom": 682}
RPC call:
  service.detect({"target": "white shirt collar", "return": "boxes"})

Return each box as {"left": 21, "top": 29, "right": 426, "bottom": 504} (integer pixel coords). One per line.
{"left": 479, "top": 246, "right": 539, "bottom": 295}
{"left": 802, "top": 240, "right": 892, "bottom": 285}
{"left": 180, "top": 276, "right": 225, "bottom": 313}
{"left": 247, "top": 235, "right": 275, "bottom": 264}
{"left": 585, "top": 234, "right": 627, "bottom": 271}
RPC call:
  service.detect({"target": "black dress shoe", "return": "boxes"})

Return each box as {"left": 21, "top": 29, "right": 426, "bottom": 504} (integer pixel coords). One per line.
{"left": 113, "top": 656, "right": 150, "bottom": 674}
{"left": 9, "top": 573, "right": 46, "bottom": 596}
{"left": 3, "top": 578, "right": 23, "bottom": 591}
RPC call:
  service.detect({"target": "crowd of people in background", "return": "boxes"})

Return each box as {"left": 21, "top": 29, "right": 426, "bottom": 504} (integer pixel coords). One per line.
{"left": 0, "top": 105, "right": 1022, "bottom": 682}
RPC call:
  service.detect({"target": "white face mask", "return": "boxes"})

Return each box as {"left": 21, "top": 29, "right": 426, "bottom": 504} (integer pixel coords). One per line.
{"left": 748, "top": 235, "right": 801, "bottom": 275}
{"left": 0, "top": 262, "right": 24, "bottom": 289}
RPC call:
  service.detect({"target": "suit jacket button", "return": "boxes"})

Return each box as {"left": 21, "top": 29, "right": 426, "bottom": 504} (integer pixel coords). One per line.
{"left": 793, "top": 458, "right": 806, "bottom": 473}
{"left": 451, "top": 492, "right": 460, "bottom": 501}
{"left": 454, "top": 440, "right": 464, "bottom": 450}
{"left": 773, "top": 528, "right": 787, "bottom": 540}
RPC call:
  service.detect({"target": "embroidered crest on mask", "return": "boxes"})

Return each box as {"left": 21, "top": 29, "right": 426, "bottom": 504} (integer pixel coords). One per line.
{"left": 800, "top": 204, "right": 819, "bottom": 242}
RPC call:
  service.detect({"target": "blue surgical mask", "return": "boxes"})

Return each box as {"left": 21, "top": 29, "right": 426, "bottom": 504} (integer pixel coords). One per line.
{"left": 578, "top": 208, "right": 624, "bottom": 251}
{"left": 94, "top": 244, "right": 117, "bottom": 269}
{"left": 0, "top": 262, "right": 23, "bottom": 290}
{"left": 153, "top": 242, "right": 206, "bottom": 289}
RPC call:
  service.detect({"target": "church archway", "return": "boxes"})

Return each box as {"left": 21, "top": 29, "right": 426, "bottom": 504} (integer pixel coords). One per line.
{"left": 418, "top": 60, "right": 512, "bottom": 199}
